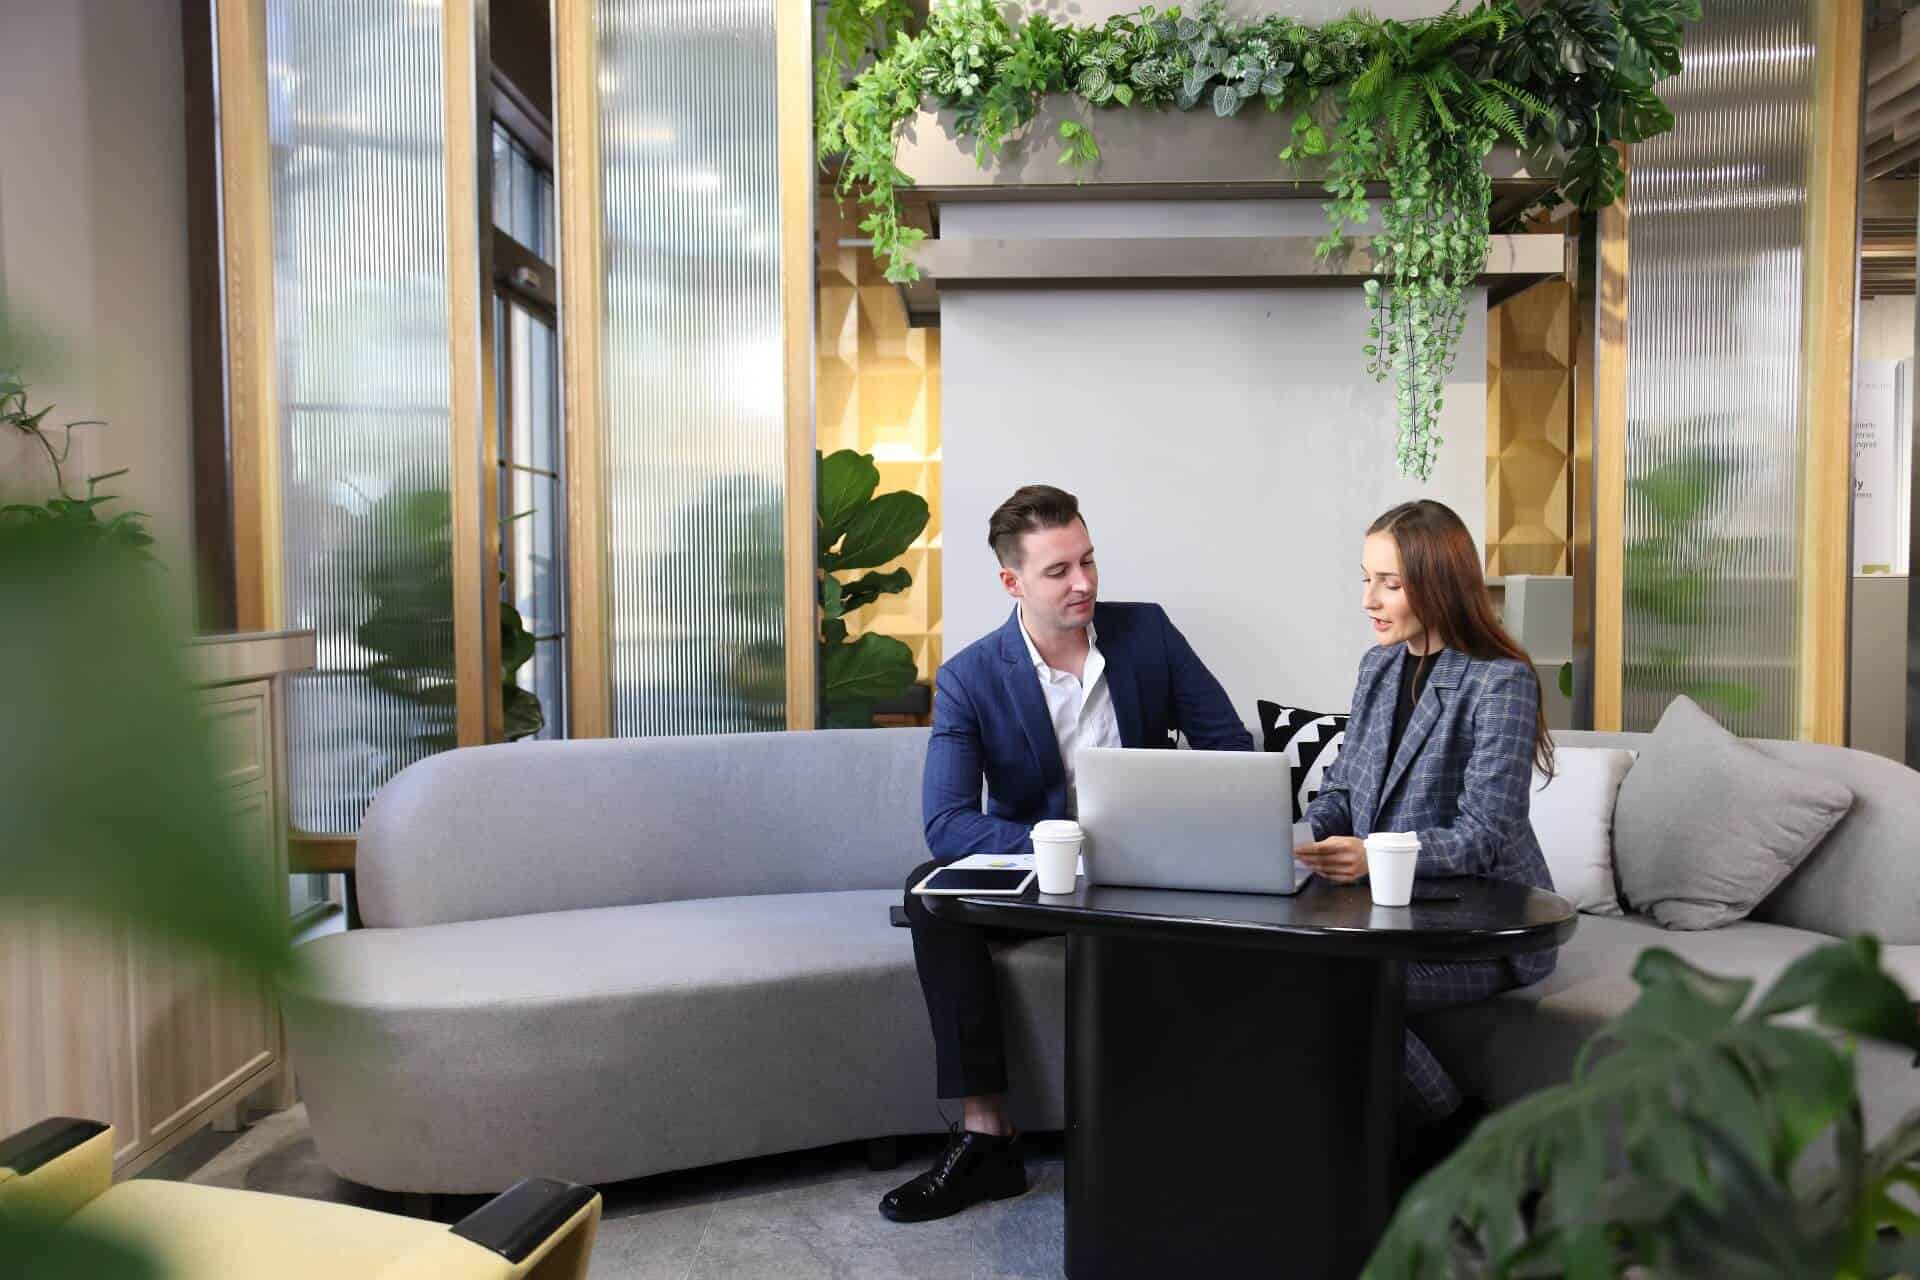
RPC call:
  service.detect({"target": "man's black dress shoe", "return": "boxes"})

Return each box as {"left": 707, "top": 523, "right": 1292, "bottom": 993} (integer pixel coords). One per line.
{"left": 878, "top": 1126, "right": 1026, "bottom": 1223}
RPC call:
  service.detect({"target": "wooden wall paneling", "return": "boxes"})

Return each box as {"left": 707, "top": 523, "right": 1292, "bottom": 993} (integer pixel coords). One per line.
{"left": 553, "top": 0, "right": 611, "bottom": 740}
{"left": 0, "top": 907, "right": 139, "bottom": 1164}
{"left": 1798, "top": 0, "right": 1865, "bottom": 744}
{"left": 183, "top": 0, "right": 237, "bottom": 631}
{"left": 1594, "top": 147, "right": 1632, "bottom": 732}
{"left": 445, "top": 0, "right": 504, "bottom": 746}
{"left": 779, "top": 0, "right": 819, "bottom": 729}
{"left": 214, "top": 0, "right": 285, "bottom": 631}
{"left": 132, "top": 785, "right": 278, "bottom": 1160}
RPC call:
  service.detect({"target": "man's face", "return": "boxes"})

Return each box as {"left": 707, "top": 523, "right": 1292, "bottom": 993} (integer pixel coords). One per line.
{"left": 1000, "top": 519, "right": 1098, "bottom": 635}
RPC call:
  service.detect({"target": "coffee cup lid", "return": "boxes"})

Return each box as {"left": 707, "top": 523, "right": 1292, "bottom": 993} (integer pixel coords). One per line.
{"left": 1364, "top": 831, "right": 1420, "bottom": 851}
{"left": 1032, "top": 819, "right": 1082, "bottom": 838}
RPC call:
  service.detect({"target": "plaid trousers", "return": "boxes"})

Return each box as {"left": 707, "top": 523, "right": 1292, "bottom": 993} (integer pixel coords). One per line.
{"left": 1403, "top": 960, "right": 1514, "bottom": 1120}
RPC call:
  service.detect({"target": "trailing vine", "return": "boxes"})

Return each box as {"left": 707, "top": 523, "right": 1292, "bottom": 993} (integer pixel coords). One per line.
{"left": 818, "top": 0, "right": 1697, "bottom": 480}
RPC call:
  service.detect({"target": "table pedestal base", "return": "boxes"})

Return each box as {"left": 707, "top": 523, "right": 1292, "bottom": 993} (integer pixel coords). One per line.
{"left": 1066, "top": 933, "right": 1405, "bottom": 1279}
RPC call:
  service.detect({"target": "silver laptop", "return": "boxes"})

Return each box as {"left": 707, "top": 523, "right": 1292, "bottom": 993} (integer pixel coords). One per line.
{"left": 1075, "top": 747, "right": 1306, "bottom": 895}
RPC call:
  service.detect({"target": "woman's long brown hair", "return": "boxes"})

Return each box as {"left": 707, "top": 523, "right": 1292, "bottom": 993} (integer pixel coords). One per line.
{"left": 1369, "top": 500, "right": 1556, "bottom": 781}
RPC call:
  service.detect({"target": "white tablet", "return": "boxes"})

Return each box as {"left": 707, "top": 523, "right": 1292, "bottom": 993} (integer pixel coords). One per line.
{"left": 912, "top": 866, "right": 1036, "bottom": 896}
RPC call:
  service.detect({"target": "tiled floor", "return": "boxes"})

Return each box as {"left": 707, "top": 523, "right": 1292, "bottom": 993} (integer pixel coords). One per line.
{"left": 169, "top": 1106, "right": 1067, "bottom": 1279}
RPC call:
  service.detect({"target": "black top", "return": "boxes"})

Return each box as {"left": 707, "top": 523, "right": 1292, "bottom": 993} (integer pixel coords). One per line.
{"left": 926, "top": 876, "right": 1577, "bottom": 963}
{"left": 1387, "top": 649, "right": 1435, "bottom": 763}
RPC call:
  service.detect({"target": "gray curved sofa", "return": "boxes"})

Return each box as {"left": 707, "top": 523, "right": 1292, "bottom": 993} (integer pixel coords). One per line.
{"left": 1419, "top": 729, "right": 1920, "bottom": 1147}
{"left": 284, "top": 725, "right": 1920, "bottom": 1195}
{"left": 283, "top": 728, "right": 1064, "bottom": 1194}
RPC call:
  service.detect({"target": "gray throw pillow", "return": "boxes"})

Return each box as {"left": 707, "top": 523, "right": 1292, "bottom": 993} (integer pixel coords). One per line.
{"left": 1614, "top": 696, "right": 1854, "bottom": 930}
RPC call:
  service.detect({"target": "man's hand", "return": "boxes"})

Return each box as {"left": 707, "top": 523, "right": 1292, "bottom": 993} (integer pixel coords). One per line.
{"left": 1294, "top": 836, "right": 1369, "bottom": 884}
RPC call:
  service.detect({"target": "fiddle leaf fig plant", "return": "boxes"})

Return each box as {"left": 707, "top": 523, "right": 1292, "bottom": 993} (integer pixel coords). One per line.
{"left": 818, "top": 448, "right": 929, "bottom": 728}
{"left": 354, "top": 488, "right": 544, "bottom": 753}
{"left": 818, "top": 0, "right": 1699, "bottom": 482}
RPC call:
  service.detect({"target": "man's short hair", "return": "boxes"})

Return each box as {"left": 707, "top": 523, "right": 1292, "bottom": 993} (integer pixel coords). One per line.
{"left": 988, "top": 485, "right": 1083, "bottom": 567}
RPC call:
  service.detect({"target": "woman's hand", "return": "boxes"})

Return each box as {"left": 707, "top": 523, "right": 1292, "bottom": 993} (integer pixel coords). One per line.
{"left": 1294, "top": 836, "right": 1369, "bottom": 884}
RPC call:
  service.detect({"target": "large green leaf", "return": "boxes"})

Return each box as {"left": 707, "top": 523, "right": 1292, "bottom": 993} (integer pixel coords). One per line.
{"left": 826, "top": 490, "right": 929, "bottom": 571}
{"left": 823, "top": 701, "right": 880, "bottom": 729}
{"left": 1602, "top": 84, "right": 1674, "bottom": 142}
{"left": 836, "top": 566, "right": 913, "bottom": 614}
{"left": 822, "top": 631, "right": 918, "bottom": 706}
{"left": 1659, "top": 1120, "right": 1844, "bottom": 1278}
{"left": 1560, "top": 143, "right": 1624, "bottom": 211}
{"left": 503, "top": 684, "right": 546, "bottom": 741}
{"left": 1615, "top": 0, "right": 1697, "bottom": 87}
{"left": 817, "top": 449, "right": 879, "bottom": 543}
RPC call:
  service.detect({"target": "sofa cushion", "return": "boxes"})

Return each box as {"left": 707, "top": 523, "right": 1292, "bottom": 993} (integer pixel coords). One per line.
{"left": 1256, "top": 701, "right": 1351, "bottom": 823}
{"left": 357, "top": 729, "right": 933, "bottom": 928}
{"left": 1416, "top": 913, "right": 1920, "bottom": 1148}
{"left": 1529, "top": 747, "right": 1636, "bottom": 915}
{"left": 1612, "top": 697, "right": 1854, "bottom": 929}
{"left": 284, "top": 891, "right": 1066, "bottom": 1191}
{"left": 1557, "top": 728, "right": 1920, "bottom": 945}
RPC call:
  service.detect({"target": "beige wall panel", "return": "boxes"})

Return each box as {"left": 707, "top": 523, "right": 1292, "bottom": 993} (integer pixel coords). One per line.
{"left": 1487, "top": 280, "right": 1575, "bottom": 577}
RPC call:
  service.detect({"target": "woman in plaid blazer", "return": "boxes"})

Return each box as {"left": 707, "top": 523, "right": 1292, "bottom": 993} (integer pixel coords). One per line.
{"left": 1294, "top": 499, "right": 1559, "bottom": 1148}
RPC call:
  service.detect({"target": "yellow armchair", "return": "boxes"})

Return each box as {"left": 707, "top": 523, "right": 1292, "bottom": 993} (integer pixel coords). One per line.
{"left": 0, "top": 1118, "right": 601, "bottom": 1279}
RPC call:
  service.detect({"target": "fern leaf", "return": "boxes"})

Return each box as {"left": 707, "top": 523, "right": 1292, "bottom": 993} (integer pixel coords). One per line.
{"left": 1387, "top": 76, "right": 1427, "bottom": 141}
{"left": 1423, "top": 73, "right": 1456, "bottom": 131}
{"left": 1472, "top": 91, "right": 1526, "bottom": 144}
{"left": 1352, "top": 51, "right": 1395, "bottom": 109}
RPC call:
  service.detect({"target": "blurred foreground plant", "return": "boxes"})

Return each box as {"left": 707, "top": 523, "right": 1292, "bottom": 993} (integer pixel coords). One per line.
{"left": 1, "top": 472, "right": 297, "bottom": 1276}
{"left": 1365, "top": 937, "right": 1920, "bottom": 1279}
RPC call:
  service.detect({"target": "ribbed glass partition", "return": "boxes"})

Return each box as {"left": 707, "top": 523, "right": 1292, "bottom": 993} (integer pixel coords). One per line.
{"left": 596, "top": 0, "right": 788, "bottom": 735}
{"left": 1621, "top": 0, "right": 1813, "bottom": 737}
{"left": 267, "top": 0, "right": 455, "bottom": 830}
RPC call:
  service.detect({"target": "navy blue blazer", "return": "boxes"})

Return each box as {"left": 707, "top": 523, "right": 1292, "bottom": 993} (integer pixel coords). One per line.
{"left": 923, "top": 603, "right": 1253, "bottom": 856}
{"left": 1306, "top": 644, "right": 1557, "bottom": 984}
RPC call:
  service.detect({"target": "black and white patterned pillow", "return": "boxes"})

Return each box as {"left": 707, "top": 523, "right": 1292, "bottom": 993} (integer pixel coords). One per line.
{"left": 1257, "top": 700, "right": 1351, "bottom": 823}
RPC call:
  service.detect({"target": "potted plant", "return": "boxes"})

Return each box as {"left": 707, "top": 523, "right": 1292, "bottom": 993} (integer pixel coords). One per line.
{"left": 1365, "top": 936, "right": 1920, "bottom": 1278}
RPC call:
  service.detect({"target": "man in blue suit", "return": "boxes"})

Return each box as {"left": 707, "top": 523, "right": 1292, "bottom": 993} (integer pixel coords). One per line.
{"left": 881, "top": 485, "right": 1252, "bottom": 1224}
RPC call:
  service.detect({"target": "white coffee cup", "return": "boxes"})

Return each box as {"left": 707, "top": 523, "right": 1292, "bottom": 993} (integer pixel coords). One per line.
{"left": 1031, "top": 819, "right": 1084, "bottom": 895}
{"left": 1364, "top": 831, "right": 1421, "bottom": 907}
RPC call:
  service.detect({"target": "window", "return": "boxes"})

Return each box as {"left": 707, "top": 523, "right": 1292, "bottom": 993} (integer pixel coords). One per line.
{"left": 492, "top": 117, "right": 566, "bottom": 740}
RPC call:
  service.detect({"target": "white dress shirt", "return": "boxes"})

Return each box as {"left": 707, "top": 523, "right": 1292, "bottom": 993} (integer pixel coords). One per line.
{"left": 1018, "top": 609, "right": 1123, "bottom": 815}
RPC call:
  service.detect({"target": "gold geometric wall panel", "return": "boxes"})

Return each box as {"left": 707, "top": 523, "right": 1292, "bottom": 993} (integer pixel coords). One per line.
{"left": 816, "top": 196, "right": 943, "bottom": 680}
{"left": 1486, "top": 279, "right": 1574, "bottom": 577}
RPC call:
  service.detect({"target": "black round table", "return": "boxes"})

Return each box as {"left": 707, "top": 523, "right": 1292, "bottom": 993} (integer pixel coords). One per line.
{"left": 927, "top": 875, "right": 1576, "bottom": 1280}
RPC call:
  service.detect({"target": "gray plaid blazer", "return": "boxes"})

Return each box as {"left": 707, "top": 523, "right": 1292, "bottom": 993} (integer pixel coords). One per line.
{"left": 1305, "top": 644, "right": 1557, "bottom": 985}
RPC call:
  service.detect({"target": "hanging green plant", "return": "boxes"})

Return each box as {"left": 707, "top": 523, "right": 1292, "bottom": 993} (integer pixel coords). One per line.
{"left": 818, "top": 0, "right": 1697, "bottom": 481}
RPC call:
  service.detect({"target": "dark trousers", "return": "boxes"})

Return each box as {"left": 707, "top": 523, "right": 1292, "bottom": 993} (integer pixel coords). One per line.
{"left": 903, "top": 856, "right": 1058, "bottom": 1099}
{"left": 1403, "top": 960, "right": 1516, "bottom": 1120}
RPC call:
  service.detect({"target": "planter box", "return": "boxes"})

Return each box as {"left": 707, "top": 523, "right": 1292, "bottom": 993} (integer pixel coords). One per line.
{"left": 892, "top": 98, "right": 1556, "bottom": 217}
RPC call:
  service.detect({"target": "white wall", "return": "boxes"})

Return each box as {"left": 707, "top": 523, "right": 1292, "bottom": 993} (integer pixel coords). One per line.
{"left": 940, "top": 199, "right": 1487, "bottom": 734}
{"left": 0, "top": 0, "right": 196, "bottom": 597}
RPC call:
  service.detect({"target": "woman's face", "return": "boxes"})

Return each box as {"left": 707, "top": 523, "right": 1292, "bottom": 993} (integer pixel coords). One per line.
{"left": 1362, "top": 531, "right": 1427, "bottom": 651}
